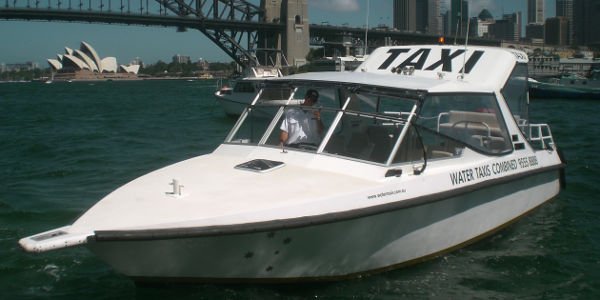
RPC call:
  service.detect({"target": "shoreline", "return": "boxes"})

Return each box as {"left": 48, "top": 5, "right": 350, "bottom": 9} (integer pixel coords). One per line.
{"left": 2, "top": 76, "right": 226, "bottom": 83}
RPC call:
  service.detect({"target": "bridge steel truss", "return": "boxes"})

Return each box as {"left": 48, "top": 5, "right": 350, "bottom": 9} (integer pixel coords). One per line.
{"left": 0, "top": 0, "right": 284, "bottom": 67}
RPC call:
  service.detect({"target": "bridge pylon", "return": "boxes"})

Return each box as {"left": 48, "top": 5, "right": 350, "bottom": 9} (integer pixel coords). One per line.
{"left": 259, "top": 0, "right": 309, "bottom": 68}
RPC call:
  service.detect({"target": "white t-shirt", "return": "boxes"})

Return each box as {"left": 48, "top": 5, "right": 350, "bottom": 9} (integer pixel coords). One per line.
{"left": 280, "top": 107, "right": 321, "bottom": 145}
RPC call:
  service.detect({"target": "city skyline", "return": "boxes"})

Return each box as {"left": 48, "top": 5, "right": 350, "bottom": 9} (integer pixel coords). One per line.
{"left": 0, "top": 0, "right": 555, "bottom": 66}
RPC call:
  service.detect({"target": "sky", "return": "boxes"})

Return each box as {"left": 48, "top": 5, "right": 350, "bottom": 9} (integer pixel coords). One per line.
{"left": 0, "top": 0, "right": 556, "bottom": 66}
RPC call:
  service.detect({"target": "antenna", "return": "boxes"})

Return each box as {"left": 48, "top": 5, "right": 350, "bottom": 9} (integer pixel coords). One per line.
{"left": 460, "top": 13, "right": 471, "bottom": 80}
{"left": 453, "top": 19, "right": 460, "bottom": 45}
{"left": 364, "top": 0, "right": 370, "bottom": 56}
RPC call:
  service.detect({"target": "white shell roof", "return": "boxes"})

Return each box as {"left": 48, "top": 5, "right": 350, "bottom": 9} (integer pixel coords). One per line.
{"left": 74, "top": 49, "right": 99, "bottom": 72}
{"left": 274, "top": 45, "right": 528, "bottom": 93}
{"left": 63, "top": 54, "right": 90, "bottom": 70}
{"left": 101, "top": 57, "right": 118, "bottom": 73}
{"left": 120, "top": 64, "right": 140, "bottom": 74}
{"left": 50, "top": 42, "right": 118, "bottom": 73}
{"left": 47, "top": 59, "right": 62, "bottom": 71}
{"left": 80, "top": 41, "right": 103, "bottom": 73}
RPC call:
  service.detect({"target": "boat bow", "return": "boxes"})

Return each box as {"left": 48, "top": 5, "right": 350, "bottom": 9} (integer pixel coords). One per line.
{"left": 19, "top": 226, "right": 92, "bottom": 253}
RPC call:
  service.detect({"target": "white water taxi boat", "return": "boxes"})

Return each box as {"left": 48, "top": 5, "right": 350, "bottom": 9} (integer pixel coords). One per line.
{"left": 20, "top": 45, "right": 565, "bottom": 283}
{"left": 215, "top": 66, "right": 300, "bottom": 117}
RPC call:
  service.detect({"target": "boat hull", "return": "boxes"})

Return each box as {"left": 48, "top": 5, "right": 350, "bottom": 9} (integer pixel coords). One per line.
{"left": 214, "top": 92, "right": 253, "bottom": 117}
{"left": 529, "top": 81, "right": 600, "bottom": 99}
{"left": 87, "top": 169, "right": 560, "bottom": 283}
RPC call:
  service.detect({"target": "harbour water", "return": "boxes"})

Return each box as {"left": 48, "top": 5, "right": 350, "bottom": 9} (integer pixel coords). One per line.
{"left": 1, "top": 80, "right": 599, "bottom": 299}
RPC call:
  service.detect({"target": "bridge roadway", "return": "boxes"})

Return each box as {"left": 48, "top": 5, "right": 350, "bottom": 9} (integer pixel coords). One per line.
{"left": 0, "top": 1, "right": 500, "bottom": 66}
{"left": 0, "top": 8, "right": 281, "bottom": 31}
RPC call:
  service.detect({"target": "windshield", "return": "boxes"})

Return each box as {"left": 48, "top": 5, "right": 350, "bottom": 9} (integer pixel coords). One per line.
{"left": 225, "top": 84, "right": 513, "bottom": 166}
{"left": 226, "top": 84, "right": 421, "bottom": 165}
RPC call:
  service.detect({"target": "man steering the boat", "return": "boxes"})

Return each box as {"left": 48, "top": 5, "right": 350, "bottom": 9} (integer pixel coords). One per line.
{"left": 279, "top": 89, "right": 324, "bottom": 149}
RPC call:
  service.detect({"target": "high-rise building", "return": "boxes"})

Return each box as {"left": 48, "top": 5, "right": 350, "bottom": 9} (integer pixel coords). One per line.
{"left": 442, "top": 10, "right": 450, "bottom": 36}
{"left": 450, "top": 0, "right": 469, "bottom": 36}
{"left": 545, "top": 16, "right": 570, "bottom": 45}
{"left": 513, "top": 11, "right": 522, "bottom": 41}
{"left": 475, "top": 10, "right": 495, "bottom": 38}
{"left": 528, "top": 0, "right": 544, "bottom": 24}
{"left": 556, "top": 0, "right": 574, "bottom": 44}
{"left": 573, "top": 0, "right": 600, "bottom": 46}
{"left": 172, "top": 54, "right": 191, "bottom": 64}
{"left": 526, "top": 23, "right": 545, "bottom": 41}
{"left": 488, "top": 13, "right": 521, "bottom": 41}
{"left": 416, "top": 0, "right": 428, "bottom": 32}
{"left": 394, "top": 0, "right": 441, "bottom": 34}
{"left": 393, "top": 0, "right": 417, "bottom": 31}
{"left": 427, "top": 0, "right": 442, "bottom": 35}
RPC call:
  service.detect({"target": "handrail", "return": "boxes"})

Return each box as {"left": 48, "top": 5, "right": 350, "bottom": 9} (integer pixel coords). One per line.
{"left": 528, "top": 123, "right": 555, "bottom": 150}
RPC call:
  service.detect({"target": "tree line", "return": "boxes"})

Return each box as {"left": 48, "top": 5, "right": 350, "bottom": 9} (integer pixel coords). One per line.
{"left": 0, "top": 61, "right": 237, "bottom": 81}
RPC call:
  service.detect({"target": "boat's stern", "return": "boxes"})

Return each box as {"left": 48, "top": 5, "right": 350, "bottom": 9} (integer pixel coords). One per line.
{"left": 19, "top": 226, "right": 92, "bottom": 253}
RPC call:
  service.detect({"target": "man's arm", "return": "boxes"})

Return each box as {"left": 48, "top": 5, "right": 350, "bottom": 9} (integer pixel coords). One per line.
{"left": 280, "top": 130, "right": 288, "bottom": 145}
{"left": 315, "top": 110, "right": 324, "bottom": 134}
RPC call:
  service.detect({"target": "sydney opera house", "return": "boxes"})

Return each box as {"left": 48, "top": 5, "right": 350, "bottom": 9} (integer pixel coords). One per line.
{"left": 48, "top": 41, "right": 140, "bottom": 81}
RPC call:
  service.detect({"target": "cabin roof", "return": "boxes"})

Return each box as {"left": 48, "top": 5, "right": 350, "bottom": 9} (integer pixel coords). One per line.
{"left": 274, "top": 45, "right": 527, "bottom": 93}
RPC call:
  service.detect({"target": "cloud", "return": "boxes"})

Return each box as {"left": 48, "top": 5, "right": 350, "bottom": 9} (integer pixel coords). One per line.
{"left": 310, "top": 0, "right": 360, "bottom": 12}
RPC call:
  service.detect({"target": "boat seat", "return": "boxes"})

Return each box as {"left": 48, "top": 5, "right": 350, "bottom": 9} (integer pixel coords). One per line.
{"left": 438, "top": 110, "right": 503, "bottom": 137}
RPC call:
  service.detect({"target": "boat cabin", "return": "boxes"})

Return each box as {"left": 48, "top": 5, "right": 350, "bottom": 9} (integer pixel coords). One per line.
{"left": 225, "top": 45, "right": 553, "bottom": 170}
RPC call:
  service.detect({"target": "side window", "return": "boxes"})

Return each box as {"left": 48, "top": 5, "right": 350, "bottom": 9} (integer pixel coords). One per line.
{"left": 417, "top": 94, "right": 512, "bottom": 155}
{"left": 502, "top": 63, "right": 529, "bottom": 131}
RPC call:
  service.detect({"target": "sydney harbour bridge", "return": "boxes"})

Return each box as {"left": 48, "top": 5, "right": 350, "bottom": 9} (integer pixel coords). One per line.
{"left": 0, "top": 0, "right": 499, "bottom": 68}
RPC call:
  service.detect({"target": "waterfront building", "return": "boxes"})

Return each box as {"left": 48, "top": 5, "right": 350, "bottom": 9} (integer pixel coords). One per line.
{"left": 560, "top": 57, "right": 600, "bottom": 76}
{"left": 529, "top": 54, "right": 561, "bottom": 77}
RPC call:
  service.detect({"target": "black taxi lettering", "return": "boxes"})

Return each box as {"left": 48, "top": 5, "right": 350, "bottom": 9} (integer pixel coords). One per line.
{"left": 378, "top": 48, "right": 485, "bottom": 74}
{"left": 378, "top": 49, "right": 410, "bottom": 70}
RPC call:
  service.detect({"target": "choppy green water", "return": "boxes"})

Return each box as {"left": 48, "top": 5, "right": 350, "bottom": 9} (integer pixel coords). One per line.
{"left": 0, "top": 80, "right": 598, "bottom": 299}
